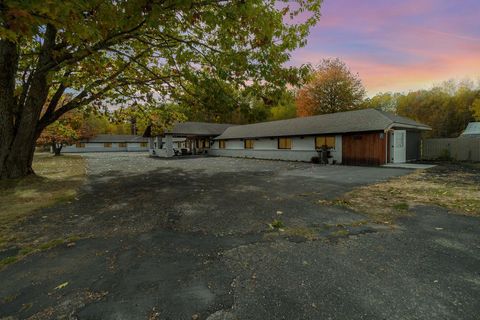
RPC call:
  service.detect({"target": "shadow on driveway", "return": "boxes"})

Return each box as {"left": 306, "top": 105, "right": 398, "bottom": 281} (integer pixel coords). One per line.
{"left": 0, "top": 155, "right": 478, "bottom": 319}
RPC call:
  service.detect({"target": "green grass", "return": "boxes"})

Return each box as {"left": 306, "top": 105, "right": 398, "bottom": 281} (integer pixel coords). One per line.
{"left": 0, "top": 235, "right": 83, "bottom": 271}
{"left": 284, "top": 227, "right": 318, "bottom": 241}
{"left": 330, "top": 229, "right": 350, "bottom": 237}
{"left": 0, "top": 256, "right": 18, "bottom": 267}
{"left": 269, "top": 219, "right": 285, "bottom": 229}
{"left": 38, "top": 239, "right": 65, "bottom": 251}
{"left": 393, "top": 202, "right": 409, "bottom": 211}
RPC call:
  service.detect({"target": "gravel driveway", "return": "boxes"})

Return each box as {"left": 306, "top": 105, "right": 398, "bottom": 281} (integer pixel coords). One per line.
{"left": 1, "top": 153, "right": 479, "bottom": 319}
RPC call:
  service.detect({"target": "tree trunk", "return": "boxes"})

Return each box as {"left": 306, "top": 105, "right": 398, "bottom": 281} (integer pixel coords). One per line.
{"left": 0, "top": 25, "right": 57, "bottom": 179}
{"left": 0, "top": 137, "right": 37, "bottom": 178}
{"left": 52, "top": 142, "right": 63, "bottom": 156}
{"left": 0, "top": 39, "right": 32, "bottom": 179}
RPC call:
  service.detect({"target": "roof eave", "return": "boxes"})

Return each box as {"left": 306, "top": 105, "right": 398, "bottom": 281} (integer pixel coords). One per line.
{"left": 389, "top": 123, "right": 432, "bottom": 131}
{"left": 215, "top": 128, "right": 391, "bottom": 140}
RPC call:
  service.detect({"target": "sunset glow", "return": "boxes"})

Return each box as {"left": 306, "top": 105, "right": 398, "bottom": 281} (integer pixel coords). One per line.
{"left": 290, "top": 0, "right": 480, "bottom": 95}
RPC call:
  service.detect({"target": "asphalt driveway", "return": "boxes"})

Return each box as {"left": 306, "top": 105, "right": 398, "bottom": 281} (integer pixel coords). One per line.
{"left": 1, "top": 153, "right": 479, "bottom": 319}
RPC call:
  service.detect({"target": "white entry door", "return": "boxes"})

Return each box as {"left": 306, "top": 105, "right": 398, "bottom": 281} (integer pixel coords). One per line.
{"left": 391, "top": 130, "right": 406, "bottom": 163}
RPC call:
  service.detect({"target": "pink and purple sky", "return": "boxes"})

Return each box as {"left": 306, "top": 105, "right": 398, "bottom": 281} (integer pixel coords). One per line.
{"left": 290, "top": 0, "right": 480, "bottom": 95}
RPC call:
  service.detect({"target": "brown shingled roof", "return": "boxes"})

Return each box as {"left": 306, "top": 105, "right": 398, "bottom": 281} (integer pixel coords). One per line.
{"left": 215, "top": 109, "right": 431, "bottom": 140}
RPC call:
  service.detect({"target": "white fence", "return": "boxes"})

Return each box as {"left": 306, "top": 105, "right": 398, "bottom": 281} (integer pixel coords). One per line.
{"left": 422, "top": 137, "right": 480, "bottom": 161}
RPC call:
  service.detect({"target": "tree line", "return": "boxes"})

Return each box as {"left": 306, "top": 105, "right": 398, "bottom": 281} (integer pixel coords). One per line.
{"left": 362, "top": 80, "right": 480, "bottom": 138}
{"left": 160, "top": 57, "right": 480, "bottom": 139}
{"left": 39, "top": 58, "right": 480, "bottom": 155}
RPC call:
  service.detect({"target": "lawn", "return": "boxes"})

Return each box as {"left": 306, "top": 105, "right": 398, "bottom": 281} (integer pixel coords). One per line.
{"left": 321, "top": 163, "right": 480, "bottom": 222}
{"left": 0, "top": 153, "right": 86, "bottom": 266}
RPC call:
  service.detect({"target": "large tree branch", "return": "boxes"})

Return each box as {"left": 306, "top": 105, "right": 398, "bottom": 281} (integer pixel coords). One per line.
{"left": 106, "top": 48, "right": 171, "bottom": 81}
{"left": 38, "top": 18, "right": 147, "bottom": 74}
{"left": 17, "top": 23, "right": 58, "bottom": 129}
{"left": 36, "top": 51, "right": 142, "bottom": 131}
{"left": 38, "top": 79, "right": 68, "bottom": 124}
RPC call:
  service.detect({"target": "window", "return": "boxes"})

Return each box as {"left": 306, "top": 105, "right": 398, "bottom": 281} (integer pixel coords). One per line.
{"left": 140, "top": 142, "right": 147, "bottom": 147}
{"left": 244, "top": 139, "right": 254, "bottom": 149}
{"left": 315, "top": 136, "right": 336, "bottom": 149}
{"left": 219, "top": 140, "right": 226, "bottom": 149}
{"left": 76, "top": 142, "right": 85, "bottom": 148}
{"left": 104, "top": 142, "right": 112, "bottom": 148}
{"left": 197, "top": 139, "right": 208, "bottom": 148}
{"left": 118, "top": 142, "right": 127, "bottom": 147}
{"left": 278, "top": 137, "right": 292, "bottom": 149}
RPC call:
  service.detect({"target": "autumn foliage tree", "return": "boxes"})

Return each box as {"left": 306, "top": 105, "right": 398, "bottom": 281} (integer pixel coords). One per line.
{"left": 361, "top": 92, "right": 401, "bottom": 113}
{"left": 0, "top": 0, "right": 321, "bottom": 179}
{"left": 296, "top": 58, "right": 366, "bottom": 116}
{"left": 37, "top": 110, "right": 95, "bottom": 155}
{"left": 362, "top": 79, "right": 480, "bottom": 137}
{"left": 473, "top": 98, "right": 480, "bottom": 121}
{"left": 395, "top": 80, "right": 479, "bottom": 137}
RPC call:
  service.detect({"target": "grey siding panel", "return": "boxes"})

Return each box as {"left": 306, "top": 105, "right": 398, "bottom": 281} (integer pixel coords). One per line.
{"left": 406, "top": 131, "right": 421, "bottom": 161}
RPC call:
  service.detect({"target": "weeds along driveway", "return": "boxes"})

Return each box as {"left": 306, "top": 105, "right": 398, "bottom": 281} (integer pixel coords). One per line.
{"left": 0, "top": 153, "right": 479, "bottom": 319}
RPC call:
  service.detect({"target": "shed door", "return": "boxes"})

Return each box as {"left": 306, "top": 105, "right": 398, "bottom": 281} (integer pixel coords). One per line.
{"left": 391, "top": 130, "right": 406, "bottom": 163}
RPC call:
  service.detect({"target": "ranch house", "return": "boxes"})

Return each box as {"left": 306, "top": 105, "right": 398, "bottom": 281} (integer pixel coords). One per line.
{"left": 150, "top": 109, "right": 431, "bottom": 166}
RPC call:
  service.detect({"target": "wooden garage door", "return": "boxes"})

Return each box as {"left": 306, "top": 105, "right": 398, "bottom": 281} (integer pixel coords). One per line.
{"left": 342, "top": 132, "right": 387, "bottom": 165}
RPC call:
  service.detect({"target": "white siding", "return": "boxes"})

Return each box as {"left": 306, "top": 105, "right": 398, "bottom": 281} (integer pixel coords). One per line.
{"left": 291, "top": 136, "right": 314, "bottom": 150}
{"left": 127, "top": 142, "right": 149, "bottom": 152}
{"left": 226, "top": 139, "right": 244, "bottom": 149}
{"left": 254, "top": 138, "right": 277, "bottom": 150}
{"left": 210, "top": 135, "right": 343, "bottom": 164}
{"left": 63, "top": 142, "right": 148, "bottom": 153}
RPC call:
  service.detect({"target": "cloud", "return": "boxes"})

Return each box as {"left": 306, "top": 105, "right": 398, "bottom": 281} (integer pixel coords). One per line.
{"left": 289, "top": 0, "right": 480, "bottom": 94}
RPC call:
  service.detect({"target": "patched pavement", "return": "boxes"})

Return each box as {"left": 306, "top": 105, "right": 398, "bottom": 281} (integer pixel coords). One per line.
{"left": 1, "top": 153, "right": 479, "bottom": 319}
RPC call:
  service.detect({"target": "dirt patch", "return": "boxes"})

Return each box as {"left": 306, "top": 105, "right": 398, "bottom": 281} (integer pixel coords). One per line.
{"left": 320, "top": 163, "right": 480, "bottom": 222}
{"left": 264, "top": 220, "right": 375, "bottom": 243}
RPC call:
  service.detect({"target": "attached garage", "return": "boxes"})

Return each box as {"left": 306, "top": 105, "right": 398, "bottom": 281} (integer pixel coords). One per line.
{"left": 342, "top": 131, "right": 387, "bottom": 165}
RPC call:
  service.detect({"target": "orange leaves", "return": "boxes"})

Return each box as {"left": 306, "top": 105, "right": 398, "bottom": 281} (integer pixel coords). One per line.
{"left": 3, "top": 8, "right": 35, "bottom": 38}
{"left": 295, "top": 86, "right": 316, "bottom": 117}
{"left": 37, "top": 110, "right": 95, "bottom": 146}
{"left": 295, "top": 58, "right": 366, "bottom": 116}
